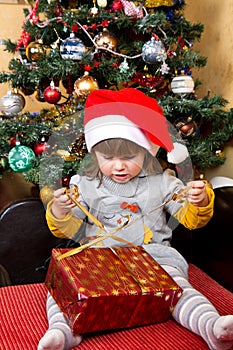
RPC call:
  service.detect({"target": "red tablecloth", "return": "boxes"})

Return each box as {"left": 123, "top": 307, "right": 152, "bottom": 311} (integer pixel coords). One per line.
{"left": 0, "top": 264, "right": 232, "bottom": 350}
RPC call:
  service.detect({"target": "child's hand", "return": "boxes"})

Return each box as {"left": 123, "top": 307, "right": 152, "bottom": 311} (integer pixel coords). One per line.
{"left": 187, "top": 180, "right": 209, "bottom": 207}
{"left": 51, "top": 188, "right": 76, "bottom": 219}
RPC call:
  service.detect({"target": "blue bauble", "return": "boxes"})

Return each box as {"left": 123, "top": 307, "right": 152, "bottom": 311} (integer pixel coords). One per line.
{"left": 60, "top": 33, "right": 86, "bottom": 60}
{"left": 8, "top": 145, "right": 36, "bottom": 172}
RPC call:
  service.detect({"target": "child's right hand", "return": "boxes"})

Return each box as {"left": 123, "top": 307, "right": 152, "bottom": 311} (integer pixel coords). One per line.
{"left": 51, "top": 188, "right": 76, "bottom": 219}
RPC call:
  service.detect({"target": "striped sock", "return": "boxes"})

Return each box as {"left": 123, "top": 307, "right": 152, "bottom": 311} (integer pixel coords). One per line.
{"left": 164, "top": 265, "right": 233, "bottom": 350}
{"left": 37, "top": 292, "right": 82, "bottom": 350}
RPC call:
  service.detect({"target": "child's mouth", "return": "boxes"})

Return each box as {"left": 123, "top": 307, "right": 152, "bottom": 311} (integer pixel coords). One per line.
{"left": 112, "top": 174, "right": 129, "bottom": 182}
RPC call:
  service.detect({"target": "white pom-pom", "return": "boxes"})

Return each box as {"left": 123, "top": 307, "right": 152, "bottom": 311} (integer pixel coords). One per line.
{"left": 167, "top": 142, "right": 189, "bottom": 164}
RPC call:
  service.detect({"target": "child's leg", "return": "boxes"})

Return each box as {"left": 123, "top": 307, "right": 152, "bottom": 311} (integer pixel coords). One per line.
{"left": 37, "top": 292, "right": 82, "bottom": 350}
{"left": 163, "top": 265, "right": 233, "bottom": 350}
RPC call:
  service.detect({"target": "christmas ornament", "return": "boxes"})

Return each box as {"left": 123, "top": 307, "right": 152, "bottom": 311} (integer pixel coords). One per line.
{"left": 8, "top": 144, "right": 35, "bottom": 172}
{"left": 112, "top": 0, "right": 123, "bottom": 11}
{"left": 10, "top": 133, "right": 23, "bottom": 147}
{"left": 74, "top": 72, "right": 99, "bottom": 99}
{"left": 40, "top": 185, "right": 54, "bottom": 204}
{"left": 14, "top": 91, "right": 26, "bottom": 108}
{"left": 119, "top": 59, "right": 129, "bottom": 73}
{"left": 145, "top": 0, "right": 174, "bottom": 8}
{"left": 142, "top": 37, "right": 167, "bottom": 64}
{"left": 26, "top": 40, "right": 45, "bottom": 61}
{"left": 94, "top": 29, "right": 117, "bottom": 51}
{"left": 97, "top": 0, "right": 107, "bottom": 7}
{"left": 90, "top": 1, "right": 99, "bottom": 15}
{"left": 43, "top": 81, "right": 62, "bottom": 104}
{"left": 0, "top": 91, "right": 25, "bottom": 115}
{"left": 34, "top": 142, "right": 48, "bottom": 155}
{"left": 160, "top": 60, "right": 170, "bottom": 75}
{"left": 69, "top": 133, "right": 87, "bottom": 158}
{"left": 171, "top": 74, "right": 194, "bottom": 94}
{"left": 174, "top": 117, "right": 197, "bottom": 138}
{"left": 56, "top": 149, "right": 77, "bottom": 161}
{"left": 61, "top": 175, "right": 71, "bottom": 187}
{"left": 60, "top": 33, "right": 86, "bottom": 60}
{"left": 120, "top": 0, "right": 144, "bottom": 18}
{"left": 214, "top": 148, "right": 226, "bottom": 159}
{"left": 11, "top": 136, "right": 18, "bottom": 147}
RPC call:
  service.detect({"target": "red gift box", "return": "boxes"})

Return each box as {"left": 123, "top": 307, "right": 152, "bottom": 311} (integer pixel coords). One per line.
{"left": 45, "top": 246, "right": 183, "bottom": 334}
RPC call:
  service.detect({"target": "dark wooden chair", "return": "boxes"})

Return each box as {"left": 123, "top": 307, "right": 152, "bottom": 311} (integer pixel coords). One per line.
{"left": 0, "top": 198, "right": 63, "bottom": 285}
{"left": 191, "top": 179, "right": 233, "bottom": 292}
{"left": 172, "top": 176, "right": 233, "bottom": 292}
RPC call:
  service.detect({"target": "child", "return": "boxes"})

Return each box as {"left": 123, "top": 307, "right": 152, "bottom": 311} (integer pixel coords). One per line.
{"left": 38, "top": 88, "right": 233, "bottom": 350}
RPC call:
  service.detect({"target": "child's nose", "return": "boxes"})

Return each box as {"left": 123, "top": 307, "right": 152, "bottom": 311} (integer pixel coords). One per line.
{"left": 114, "top": 158, "right": 125, "bottom": 170}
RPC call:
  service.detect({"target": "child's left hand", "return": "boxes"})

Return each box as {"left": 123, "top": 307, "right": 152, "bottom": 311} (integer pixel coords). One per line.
{"left": 187, "top": 180, "right": 209, "bottom": 207}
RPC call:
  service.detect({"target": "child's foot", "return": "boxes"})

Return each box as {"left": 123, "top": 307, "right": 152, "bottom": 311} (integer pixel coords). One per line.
{"left": 37, "top": 329, "right": 82, "bottom": 350}
{"left": 214, "top": 315, "right": 233, "bottom": 342}
{"left": 37, "top": 329, "right": 65, "bottom": 350}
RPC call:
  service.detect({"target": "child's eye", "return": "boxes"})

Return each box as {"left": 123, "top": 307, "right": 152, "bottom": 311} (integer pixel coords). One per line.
{"left": 124, "top": 155, "right": 136, "bottom": 160}
{"left": 103, "top": 155, "right": 113, "bottom": 160}
{"left": 101, "top": 154, "right": 136, "bottom": 160}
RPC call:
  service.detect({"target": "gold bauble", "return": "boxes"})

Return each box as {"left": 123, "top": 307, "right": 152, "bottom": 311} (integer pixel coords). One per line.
{"left": 40, "top": 185, "right": 54, "bottom": 204}
{"left": 94, "top": 28, "right": 117, "bottom": 51}
{"left": 56, "top": 149, "right": 77, "bottom": 161}
{"left": 74, "top": 71, "right": 99, "bottom": 98}
{"left": 26, "top": 41, "right": 45, "bottom": 61}
{"left": 215, "top": 148, "right": 226, "bottom": 158}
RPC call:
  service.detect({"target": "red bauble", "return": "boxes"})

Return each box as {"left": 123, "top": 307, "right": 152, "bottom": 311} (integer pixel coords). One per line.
{"left": 11, "top": 133, "right": 23, "bottom": 146}
{"left": 43, "top": 85, "right": 61, "bottom": 104}
{"left": 11, "top": 136, "right": 17, "bottom": 147}
{"left": 61, "top": 175, "right": 71, "bottom": 187}
{"left": 34, "top": 142, "right": 47, "bottom": 155}
{"left": 112, "top": 0, "right": 123, "bottom": 11}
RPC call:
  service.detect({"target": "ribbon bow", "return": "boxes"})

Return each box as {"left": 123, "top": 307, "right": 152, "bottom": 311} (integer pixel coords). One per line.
{"left": 120, "top": 202, "right": 139, "bottom": 213}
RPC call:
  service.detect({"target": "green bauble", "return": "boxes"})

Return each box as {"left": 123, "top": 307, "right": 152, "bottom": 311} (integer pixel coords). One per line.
{"left": 8, "top": 145, "right": 35, "bottom": 172}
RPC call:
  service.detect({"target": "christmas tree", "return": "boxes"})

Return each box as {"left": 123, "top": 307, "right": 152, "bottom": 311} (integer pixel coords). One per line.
{"left": 1, "top": 0, "right": 233, "bottom": 200}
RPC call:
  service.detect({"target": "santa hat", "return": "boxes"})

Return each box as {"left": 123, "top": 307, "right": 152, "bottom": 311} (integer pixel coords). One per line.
{"left": 84, "top": 88, "right": 189, "bottom": 164}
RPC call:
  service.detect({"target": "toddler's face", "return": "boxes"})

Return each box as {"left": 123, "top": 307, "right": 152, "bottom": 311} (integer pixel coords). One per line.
{"left": 95, "top": 151, "right": 145, "bottom": 183}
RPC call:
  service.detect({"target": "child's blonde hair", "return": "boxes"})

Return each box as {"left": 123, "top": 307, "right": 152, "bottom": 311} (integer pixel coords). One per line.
{"left": 83, "top": 138, "right": 162, "bottom": 182}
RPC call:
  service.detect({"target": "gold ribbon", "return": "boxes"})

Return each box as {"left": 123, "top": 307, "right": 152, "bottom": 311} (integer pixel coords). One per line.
{"left": 56, "top": 233, "right": 137, "bottom": 261}
{"left": 57, "top": 186, "right": 192, "bottom": 261}
{"left": 65, "top": 186, "right": 107, "bottom": 232}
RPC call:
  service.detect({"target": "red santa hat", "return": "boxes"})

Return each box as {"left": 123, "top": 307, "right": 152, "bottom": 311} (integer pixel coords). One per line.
{"left": 84, "top": 88, "right": 189, "bottom": 163}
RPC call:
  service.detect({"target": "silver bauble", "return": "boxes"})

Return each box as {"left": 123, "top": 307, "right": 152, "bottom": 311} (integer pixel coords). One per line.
{"left": 0, "top": 91, "right": 25, "bottom": 116}
{"left": 142, "top": 37, "right": 167, "bottom": 64}
{"left": 171, "top": 75, "right": 195, "bottom": 94}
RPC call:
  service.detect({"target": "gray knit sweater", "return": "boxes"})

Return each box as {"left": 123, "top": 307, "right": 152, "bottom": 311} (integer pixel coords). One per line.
{"left": 69, "top": 170, "right": 189, "bottom": 276}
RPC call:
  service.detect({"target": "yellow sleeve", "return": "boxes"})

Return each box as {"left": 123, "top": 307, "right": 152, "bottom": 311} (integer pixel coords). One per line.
{"left": 46, "top": 200, "right": 83, "bottom": 239}
{"left": 174, "top": 187, "right": 215, "bottom": 230}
